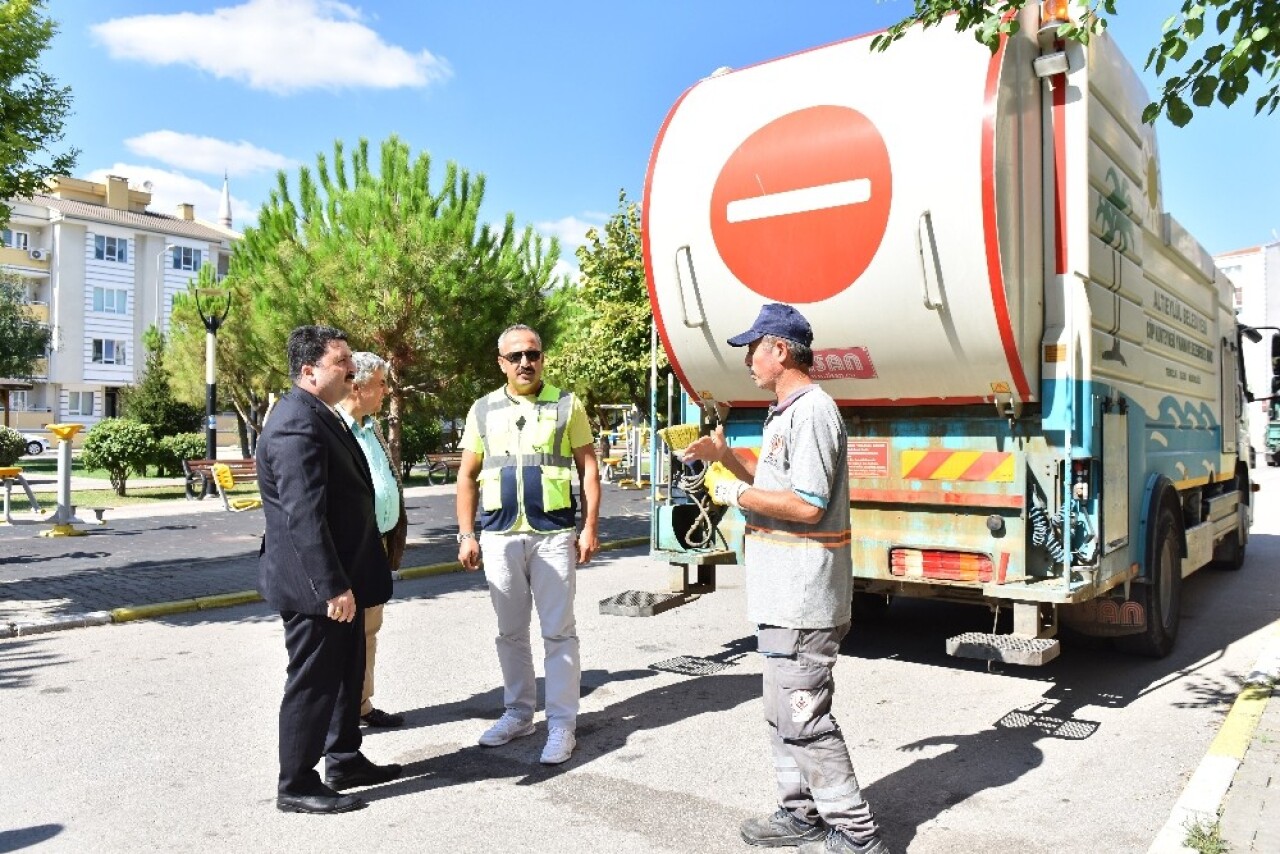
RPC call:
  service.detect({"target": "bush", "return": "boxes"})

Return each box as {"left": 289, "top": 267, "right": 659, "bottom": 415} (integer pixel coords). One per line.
{"left": 155, "top": 433, "right": 207, "bottom": 477}
{"left": 400, "top": 417, "right": 443, "bottom": 479}
{"left": 0, "top": 426, "right": 26, "bottom": 468}
{"left": 81, "top": 419, "right": 157, "bottom": 496}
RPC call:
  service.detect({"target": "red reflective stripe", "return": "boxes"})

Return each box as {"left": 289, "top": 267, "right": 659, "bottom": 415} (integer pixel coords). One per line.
{"left": 903, "top": 449, "right": 953, "bottom": 479}
{"left": 957, "top": 452, "right": 1010, "bottom": 481}
{"left": 644, "top": 84, "right": 697, "bottom": 400}
{"left": 848, "top": 488, "right": 1024, "bottom": 509}
{"left": 981, "top": 32, "right": 1032, "bottom": 401}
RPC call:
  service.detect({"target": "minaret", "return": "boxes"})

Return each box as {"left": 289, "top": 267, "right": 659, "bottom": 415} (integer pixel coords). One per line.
{"left": 218, "top": 171, "right": 232, "bottom": 229}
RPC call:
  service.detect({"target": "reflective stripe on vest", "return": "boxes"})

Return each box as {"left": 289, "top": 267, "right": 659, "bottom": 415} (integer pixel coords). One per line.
{"left": 475, "top": 385, "right": 577, "bottom": 532}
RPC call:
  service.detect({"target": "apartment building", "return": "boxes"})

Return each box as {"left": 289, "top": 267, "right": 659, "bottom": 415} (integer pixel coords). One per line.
{"left": 1214, "top": 239, "right": 1280, "bottom": 452}
{"left": 0, "top": 174, "right": 239, "bottom": 433}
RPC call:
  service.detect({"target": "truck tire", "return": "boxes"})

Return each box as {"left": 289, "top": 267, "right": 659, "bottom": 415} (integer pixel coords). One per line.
{"left": 1115, "top": 502, "right": 1182, "bottom": 658}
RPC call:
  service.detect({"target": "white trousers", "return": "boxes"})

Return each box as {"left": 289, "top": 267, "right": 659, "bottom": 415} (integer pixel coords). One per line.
{"left": 480, "top": 530, "right": 580, "bottom": 730}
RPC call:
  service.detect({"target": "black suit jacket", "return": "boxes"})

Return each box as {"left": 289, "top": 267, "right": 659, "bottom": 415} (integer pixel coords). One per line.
{"left": 256, "top": 388, "right": 392, "bottom": 614}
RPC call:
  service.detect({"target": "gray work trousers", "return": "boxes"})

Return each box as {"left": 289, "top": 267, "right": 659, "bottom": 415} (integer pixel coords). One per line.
{"left": 481, "top": 530, "right": 580, "bottom": 730}
{"left": 759, "top": 623, "right": 880, "bottom": 841}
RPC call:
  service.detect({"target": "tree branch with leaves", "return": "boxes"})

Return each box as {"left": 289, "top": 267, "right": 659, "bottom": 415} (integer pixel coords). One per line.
{"left": 872, "top": 0, "right": 1280, "bottom": 126}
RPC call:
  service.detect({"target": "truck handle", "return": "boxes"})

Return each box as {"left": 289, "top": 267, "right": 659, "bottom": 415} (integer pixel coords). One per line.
{"left": 674, "top": 245, "right": 707, "bottom": 328}
{"left": 917, "top": 210, "right": 945, "bottom": 312}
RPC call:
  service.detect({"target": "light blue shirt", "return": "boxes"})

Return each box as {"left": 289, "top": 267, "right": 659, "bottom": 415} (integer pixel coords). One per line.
{"left": 338, "top": 407, "right": 399, "bottom": 535}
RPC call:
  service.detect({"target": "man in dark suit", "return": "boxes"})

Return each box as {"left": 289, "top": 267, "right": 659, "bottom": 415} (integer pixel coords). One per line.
{"left": 258, "top": 325, "right": 402, "bottom": 814}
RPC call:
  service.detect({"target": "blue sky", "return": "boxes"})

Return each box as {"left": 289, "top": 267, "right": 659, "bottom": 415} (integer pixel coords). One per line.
{"left": 40, "top": 0, "right": 1279, "bottom": 278}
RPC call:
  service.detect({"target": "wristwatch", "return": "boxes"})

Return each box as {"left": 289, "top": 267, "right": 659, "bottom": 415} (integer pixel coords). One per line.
{"left": 456, "top": 532, "right": 476, "bottom": 543}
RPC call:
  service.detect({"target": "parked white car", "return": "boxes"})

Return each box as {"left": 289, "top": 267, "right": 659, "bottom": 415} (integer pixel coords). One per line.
{"left": 19, "top": 433, "right": 50, "bottom": 456}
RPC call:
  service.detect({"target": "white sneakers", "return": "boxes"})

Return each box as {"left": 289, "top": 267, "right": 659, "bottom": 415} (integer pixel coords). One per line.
{"left": 539, "top": 727, "right": 576, "bottom": 765}
{"left": 479, "top": 714, "right": 576, "bottom": 764}
{"left": 478, "top": 712, "right": 536, "bottom": 747}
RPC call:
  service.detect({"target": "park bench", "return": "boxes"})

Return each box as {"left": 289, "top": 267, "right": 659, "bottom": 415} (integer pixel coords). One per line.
{"left": 183, "top": 458, "right": 257, "bottom": 502}
{"left": 209, "top": 462, "right": 263, "bottom": 512}
{"left": 424, "top": 452, "right": 464, "bottom": 485}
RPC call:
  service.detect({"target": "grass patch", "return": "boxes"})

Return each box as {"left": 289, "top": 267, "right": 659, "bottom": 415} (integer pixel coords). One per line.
{"left": 25, "top": 484, "right": 260, "bottom": 509}
{"left": 15, "top": 457, "right": 116, "bottom": 480}
{"left": 1183, "top": 817, "right": 1228, "bottom": 854}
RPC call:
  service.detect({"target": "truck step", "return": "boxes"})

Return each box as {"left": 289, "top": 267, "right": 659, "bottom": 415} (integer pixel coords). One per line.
{"left": 599, "top": 590, "right": 695, "bottom": 617}
{"left": 946, "top": 631, "right": 1061, "bottom": 666}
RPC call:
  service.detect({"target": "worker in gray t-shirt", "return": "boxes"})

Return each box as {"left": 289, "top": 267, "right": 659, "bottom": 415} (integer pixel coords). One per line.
{"left": 683, "top": 303, "right": 889, "bottom": 854}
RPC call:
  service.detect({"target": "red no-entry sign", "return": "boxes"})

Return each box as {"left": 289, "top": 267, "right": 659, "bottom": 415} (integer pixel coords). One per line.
{"left": 709, "top": 105, "right": 892, "bottom": 303}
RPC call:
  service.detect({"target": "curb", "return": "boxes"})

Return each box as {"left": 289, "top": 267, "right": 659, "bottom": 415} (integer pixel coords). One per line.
{"left": 1148, "top": 624, "right": 1280, "bottom": 853}
{"left": 1, "top": 536, "right": 652, "bottom": 639}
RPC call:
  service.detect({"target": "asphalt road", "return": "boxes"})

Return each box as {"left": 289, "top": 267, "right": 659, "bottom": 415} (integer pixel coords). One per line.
{"left": 0, "top": 482, "right": 652, "bottom": 624}
{"left": 1, "top": 470, "right": 1278, "bottom": 852}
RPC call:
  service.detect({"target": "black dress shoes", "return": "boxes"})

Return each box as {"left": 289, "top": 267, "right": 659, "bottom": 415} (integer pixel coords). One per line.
{"left": 360, "top": 707, "right": 405, "bottom": 727}
{"left": 325, "top": 761, "right": 403, "bottom": 791}
{"left": 276, "top": 791, "right": 366, "bottom": 814}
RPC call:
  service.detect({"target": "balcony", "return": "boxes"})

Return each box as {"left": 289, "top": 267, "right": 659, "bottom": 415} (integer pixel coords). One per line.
{"left": 30, "top": 358, "right": 48, "bottom": 378}
{"left": 22, "top": 302, "right": 49, "bottom": 324}
{"left": 0, "top": 246, "right": 50, "bottom": 272}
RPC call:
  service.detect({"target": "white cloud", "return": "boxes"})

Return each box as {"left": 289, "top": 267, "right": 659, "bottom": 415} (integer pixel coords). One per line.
{"left": 551, "top": 258, "right": 580, "bottom": 285}
{"left": 535, "top": 215, "right": 605, "bottom": 253}
{"left": 91, "top": 0, "right": 452, "bottom": 95}
{"left": 86, "top": 164, "right": 257, "bottom": 228}
{"left": 125, "top": 130, "right": 298, "bottom": 177}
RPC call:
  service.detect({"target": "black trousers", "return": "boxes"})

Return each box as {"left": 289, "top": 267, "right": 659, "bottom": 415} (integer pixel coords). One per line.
{"left": 278, "top": 609, "right": 366, "bottom": 795}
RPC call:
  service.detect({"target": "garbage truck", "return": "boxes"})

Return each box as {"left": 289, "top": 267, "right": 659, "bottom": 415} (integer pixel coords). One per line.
{"left": 636, "top": 4, "right": 1260, "bottom": 665}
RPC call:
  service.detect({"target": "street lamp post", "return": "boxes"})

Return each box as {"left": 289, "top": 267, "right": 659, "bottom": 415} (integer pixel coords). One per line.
{"left": 194, "top": 288, "right": 231, "bottom": 464}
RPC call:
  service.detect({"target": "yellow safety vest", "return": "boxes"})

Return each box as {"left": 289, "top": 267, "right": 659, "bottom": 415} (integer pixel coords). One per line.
{"left": 475, "top": 383, "right": 577, "bottom": 532}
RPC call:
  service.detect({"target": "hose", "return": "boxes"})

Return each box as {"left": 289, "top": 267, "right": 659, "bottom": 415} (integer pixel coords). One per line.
{"left": 1028, "top": 501, "right": 1066, "bottom": 563}
{"left": 674, "top": 460, "right": 720, "bottom": 549}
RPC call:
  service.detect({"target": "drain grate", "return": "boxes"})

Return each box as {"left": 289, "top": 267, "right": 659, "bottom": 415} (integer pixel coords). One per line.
{"left": 648, "top": 656, "right": 732, "bottom": 676}
{"left": 599, "top": 590, "right": 690, "bottom": 617}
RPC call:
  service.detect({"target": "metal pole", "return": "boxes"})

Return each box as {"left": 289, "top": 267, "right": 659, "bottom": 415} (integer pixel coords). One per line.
{"left": 205, "top": 326, "right": 217, "bottom": 460}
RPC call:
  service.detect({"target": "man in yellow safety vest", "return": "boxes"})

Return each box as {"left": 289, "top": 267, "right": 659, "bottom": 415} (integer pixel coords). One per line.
{"left": 456, "top": 323, "right": 600, "bottom": 766}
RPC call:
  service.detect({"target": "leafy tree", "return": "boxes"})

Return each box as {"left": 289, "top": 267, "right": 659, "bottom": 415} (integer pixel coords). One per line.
{"left": 121, "top": 327, "right": 203, "bottom": 446}
{"left": 872, "top": 1, "right": 1280, "bottom": 126}
{"left": 154, "top": 432, "right": 205, "bottom": 477}
{"left": 399, "top": 413, "right": 443, "bottom": 479}
{"left": 0, "top": 425, "right": 25, "bottom": 466}
{"left": 0, "top": 272, "right": 49, "bottom": 426}
{"left": 169, "top": 135, "right": 560, "bottom": 464}
{"left": 546, "top": 190, "right": 666, "bottom": 417}
{"left": 80, "top": 418, "right": 156, "bottom": 496}
{"left": 0, "top": 0, "right": 77, "bottom": 227}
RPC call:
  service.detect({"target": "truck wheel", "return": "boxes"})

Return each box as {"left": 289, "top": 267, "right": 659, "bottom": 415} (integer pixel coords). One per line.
{"left": 1115, "top": 503, "right": 1182, "bottom": 658}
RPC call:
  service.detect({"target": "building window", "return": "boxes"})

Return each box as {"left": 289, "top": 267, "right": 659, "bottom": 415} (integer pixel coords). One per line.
{"left": 1, "top": 228, "right": 29, "bottom": 250}
{"left": 92, "top": 287, "right": 129, "bottom": 314}
{"left": 172, "top": 246, "right": 202, "bottom": 271}
{"left": 68, "top": 391, "right": 95, "bottom": 416}
{"left": 92, "top": 339, "right": 127, "bottom": 365}
{"left": 3, "top": 391, "right": 27, "bottom": 411}
{"left": 94, "top": 235, "right": 128, "bottom": 263}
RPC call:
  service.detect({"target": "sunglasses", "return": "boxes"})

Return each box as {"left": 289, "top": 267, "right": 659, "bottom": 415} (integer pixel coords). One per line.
{"left": 500, "top": 349, "right": 543, "bottom": 364}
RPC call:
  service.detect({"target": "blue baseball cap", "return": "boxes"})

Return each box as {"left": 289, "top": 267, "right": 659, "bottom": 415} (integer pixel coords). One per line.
{"left": 726, "top": 303, "right": 814, "bottom": 348}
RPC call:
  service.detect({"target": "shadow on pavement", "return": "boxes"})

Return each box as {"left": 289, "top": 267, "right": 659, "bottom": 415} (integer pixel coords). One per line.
{"left": 0, "top": 823, "right": 63, "bottom": 853}
{"left": 0, "top": 640, "right": 69, "bottom": 691}
{"left": 362, "top": 670, "right": 760, "bottom": 801}
{"left": 838, "top": 541, "right": 1277, "bottom": 851}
